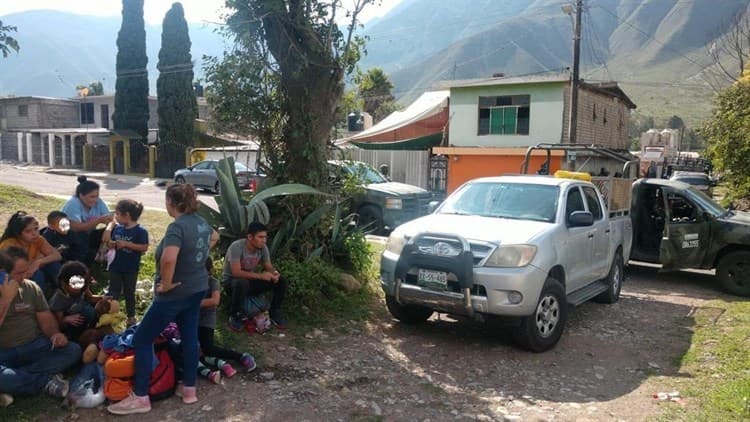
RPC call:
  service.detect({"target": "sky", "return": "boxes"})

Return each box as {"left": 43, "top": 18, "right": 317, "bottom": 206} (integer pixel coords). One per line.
{"left": 0, "top": 0, "right": 403, "bottom": 25}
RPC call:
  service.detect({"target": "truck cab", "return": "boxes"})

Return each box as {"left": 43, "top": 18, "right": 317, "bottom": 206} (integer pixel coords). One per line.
{"left": 630, "top": 178, "right": 750, "bottom": 296}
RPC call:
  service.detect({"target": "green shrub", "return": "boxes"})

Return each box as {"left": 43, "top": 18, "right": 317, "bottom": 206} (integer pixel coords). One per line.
{"left": 276, "top": 257, "right": 342, "bottom": 311}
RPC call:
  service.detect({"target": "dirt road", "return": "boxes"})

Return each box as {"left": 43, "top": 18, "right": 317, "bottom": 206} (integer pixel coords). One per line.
{"left": 59, "top": 263, "right": 728, "bottom": 422}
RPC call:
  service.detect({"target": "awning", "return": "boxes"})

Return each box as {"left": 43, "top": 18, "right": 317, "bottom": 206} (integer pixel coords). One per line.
{"left": 337, "top": 90, "right": 449, "bottom": 150}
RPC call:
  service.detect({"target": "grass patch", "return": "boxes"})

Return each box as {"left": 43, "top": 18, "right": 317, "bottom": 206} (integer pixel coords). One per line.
{"left": 660, "top": 299, "right": 750, "bottom": 420}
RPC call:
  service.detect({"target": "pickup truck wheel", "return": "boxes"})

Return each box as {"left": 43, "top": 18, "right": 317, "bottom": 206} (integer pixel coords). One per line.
{"left": 594, "top": 250, "right": 623, "bottom": 304}
{"left": 357, "top": 205, "right": 384, "bottom": 235}
{"left": 513, "top": 278, "right": 567, "bottom": 352}
{"left": 175, "top": 176, "right": 186, "bottom": 184}
{"left": 717, "top": 251, "right": 750, "bottom": 297}
{"left": 385, "top": 295, "right": 433, "bottom": 324}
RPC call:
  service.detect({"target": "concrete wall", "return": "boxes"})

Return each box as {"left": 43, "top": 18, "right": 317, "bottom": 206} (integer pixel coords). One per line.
{"left": 0, "top": 97, "right": 78, "bottom": 130}
{"left": 449, "top": 82, "right": 567, "bottom": 147}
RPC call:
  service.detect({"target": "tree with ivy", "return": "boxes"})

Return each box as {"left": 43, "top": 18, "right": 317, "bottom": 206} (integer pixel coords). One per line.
{"left": 0, "top": 20, "right": 19, "bottom": 58}
{"left": 156, "top": 2, "right": 196, "bottom": 176}
{"left": 113, "top": 0, "right": 149, "bottom": 141}
{"left": 702, "top": 68, "right": 750, "bottom": 199}
{"left": 357, "top": 67, "right": 397, "bottom": 123}
{"left": 205, "top": 0, "right": 372, "bottom": 187}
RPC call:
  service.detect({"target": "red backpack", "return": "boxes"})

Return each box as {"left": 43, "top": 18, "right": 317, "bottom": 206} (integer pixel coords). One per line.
{"left": 149, "top": 348, "right": 176, "bottom": 401}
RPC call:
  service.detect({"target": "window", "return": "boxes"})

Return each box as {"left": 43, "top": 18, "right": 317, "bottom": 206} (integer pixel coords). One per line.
{"left": 18, "top": 105, "right": 28, "bottom": 117}
{"left": 582, "top": 186, "right": 603, "bottom": 220}
{"left": 80, "top": 103, "right": 94, "bottom": 125}
{"left": 478, "top": 95, "right": 530, "bottom": 135}
{"left": 566, "top": 187, "right": 585, "bottom": 219}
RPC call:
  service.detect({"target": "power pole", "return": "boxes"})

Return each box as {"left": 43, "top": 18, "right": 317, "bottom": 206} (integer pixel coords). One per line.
{"left": 567, "top": 0, "right": 583, "bottom": 170}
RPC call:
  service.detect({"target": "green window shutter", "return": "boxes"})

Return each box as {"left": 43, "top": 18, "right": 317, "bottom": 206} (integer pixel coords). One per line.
{"left": 490, "top": 108, "right": 503, "bottom": 134}
{"left": 503, "top": 107, "right": 517, "bottom": 134}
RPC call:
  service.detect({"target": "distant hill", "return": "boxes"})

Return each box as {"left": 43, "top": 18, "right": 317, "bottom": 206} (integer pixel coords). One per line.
{"left": 358, "top": 0, "right": 750, "bottom": 126}
{"left": 0, "top": 10, "right": 225, "bottom": 97}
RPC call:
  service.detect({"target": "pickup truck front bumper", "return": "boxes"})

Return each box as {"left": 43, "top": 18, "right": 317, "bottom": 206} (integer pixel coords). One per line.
{"left": 380, "top": 233, "right": 548, "bottom": 317}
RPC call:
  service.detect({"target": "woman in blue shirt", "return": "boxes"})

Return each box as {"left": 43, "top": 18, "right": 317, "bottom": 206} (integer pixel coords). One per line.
{"left": 61, "top": 176, "right": 112, "bottom": 265}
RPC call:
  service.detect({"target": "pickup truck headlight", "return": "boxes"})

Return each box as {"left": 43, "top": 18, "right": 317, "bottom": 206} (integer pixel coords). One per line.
{"left": 385, "top": 233, "right": 408, "bottom": 255}
{"left": 384, "top": 198, "right": 403, "bottom": 210}
{"left": 484, "top": 245, "right": 537, "bottom": 267}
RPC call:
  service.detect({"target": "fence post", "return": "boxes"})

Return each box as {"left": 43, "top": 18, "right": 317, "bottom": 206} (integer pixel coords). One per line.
{"left": 186, "top": 147, "right": 192, "bottom": 167}
{"left": 148, "top": 146, "right": 156, "bottom": 178}
{"left": 83, "top": 144, "right": 93, "bottom": 171}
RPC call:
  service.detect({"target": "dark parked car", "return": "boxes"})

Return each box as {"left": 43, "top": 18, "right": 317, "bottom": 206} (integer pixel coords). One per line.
{"left": 174, "top": 160, "right": 262, "bottom": 193}
{"left": 328, "top": 160, "right": 432, "bottom": 234}
{"left": 669, "top": 171, "right": 716, "bottom": 196}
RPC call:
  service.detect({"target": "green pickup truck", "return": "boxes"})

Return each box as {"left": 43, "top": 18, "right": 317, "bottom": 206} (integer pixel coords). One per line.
{"left": 328, "top": 160, "right": 433, "bottom": 235}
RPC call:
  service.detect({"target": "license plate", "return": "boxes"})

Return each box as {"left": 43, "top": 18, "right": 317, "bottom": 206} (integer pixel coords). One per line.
{"left": 418, "top": 268, "right": 447, "bottom": 288}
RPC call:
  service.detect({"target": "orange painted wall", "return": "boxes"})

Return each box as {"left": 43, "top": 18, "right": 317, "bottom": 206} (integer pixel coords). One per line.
{"left": 447, "top": 155, "right": 563, "bottom": 193}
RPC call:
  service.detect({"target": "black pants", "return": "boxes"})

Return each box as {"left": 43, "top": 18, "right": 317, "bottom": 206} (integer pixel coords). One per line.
{"left": 108, "top": 272, "right": 138, "bottom": 318}
{"left": 229, "top": 276, "right": 288, "bottom": 317}
{"left": 198, "top": 326, "right": 242, "bottom": 362}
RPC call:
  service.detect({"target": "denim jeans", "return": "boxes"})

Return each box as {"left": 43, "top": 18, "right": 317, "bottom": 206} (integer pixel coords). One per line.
{"left": 0, "top": 335, "right": 81, "bottom": 396}
{"left": 133, "top": 291, "right": 205, "bottom": 396}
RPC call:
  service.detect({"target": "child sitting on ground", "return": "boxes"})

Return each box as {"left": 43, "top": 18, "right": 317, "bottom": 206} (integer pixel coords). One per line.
{"left": 199, "top": 257, "right": 256, "bottom": 380}
{"left": 41, "top": 211, "right": 79, "bottom": 262}
{"left": 102, "top": 199, "right": 149, "bottom": 327}
{"left": 49, "top": 261, "right": 107, "bottom": 343}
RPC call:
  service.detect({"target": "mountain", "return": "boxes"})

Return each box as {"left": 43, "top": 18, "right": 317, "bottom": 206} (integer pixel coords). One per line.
{"left": 358, "top": 0, "right": 750, "bottom": 126}
{"left": 0, "top": 10, "right": 226, "bottom": 97}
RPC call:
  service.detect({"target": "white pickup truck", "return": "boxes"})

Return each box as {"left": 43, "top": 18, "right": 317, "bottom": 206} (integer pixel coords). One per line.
{"left": 379, "top": 174, "right": 633, "bottom": 352}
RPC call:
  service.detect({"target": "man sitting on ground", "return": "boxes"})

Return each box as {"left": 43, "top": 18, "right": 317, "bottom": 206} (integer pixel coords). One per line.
{"left": 224, "top": 222, "right": 288, "bottom": 331}
{"left": 0, "top": 247, "right": 81, "bottom": 405}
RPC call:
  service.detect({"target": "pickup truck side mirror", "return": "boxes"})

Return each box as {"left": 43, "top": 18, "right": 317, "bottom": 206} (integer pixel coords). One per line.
{"left": 568, "top": 211, "right": 594, "bottom": 227}
{"left": 427, "top": 200, "right": 441, "bottom": 213}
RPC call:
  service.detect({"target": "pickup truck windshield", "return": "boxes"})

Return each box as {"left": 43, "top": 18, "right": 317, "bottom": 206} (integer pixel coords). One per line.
{"left": 344, "top": 163, "right": 387, "bottom": 184}
{"left": 439, "top": 182, "right": 559, "bottom": 222}
{"left": 685, "top": 186, "right": 726, "bottom": 217}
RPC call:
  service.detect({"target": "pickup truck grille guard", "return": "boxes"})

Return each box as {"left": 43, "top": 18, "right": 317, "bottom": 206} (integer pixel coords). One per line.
{"left": 394, "top": 233, "right": 476, "bottom": 316}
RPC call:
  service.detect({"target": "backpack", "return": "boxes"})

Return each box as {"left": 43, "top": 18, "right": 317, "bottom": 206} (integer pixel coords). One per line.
{"left": 148, "top": 348, "right": 176, "bottom": 401}
{"left": 244, "top": 295, "right": 270, "bottom": 317}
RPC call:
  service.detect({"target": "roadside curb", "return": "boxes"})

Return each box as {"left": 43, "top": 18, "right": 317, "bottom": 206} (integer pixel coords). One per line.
{"left": 42, "top": 167, "right": 170, "bottom": 187}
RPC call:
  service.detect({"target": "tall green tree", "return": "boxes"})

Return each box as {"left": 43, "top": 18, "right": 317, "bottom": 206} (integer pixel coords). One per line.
{"left": 357, "top": 67, "right": 395, "bottom": 123}
{"left": 113, "top": 0, "right": 149, "bottom": 141}
{"left": 76, "top": 81, "right": 104, "bottom": 96}
{"left": 205, "top": 0, "right": 371, "bottom": 187}
{"left": 156, "top": 2, "right": 196, "bottom": 176}
{"left": 703, "top": 69, "right": 750, "bottom": 200}
{"left": 0, "top": 20, "right": 19, "bottom": 58}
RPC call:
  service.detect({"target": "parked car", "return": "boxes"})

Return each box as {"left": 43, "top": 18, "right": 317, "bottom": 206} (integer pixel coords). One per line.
{"left": 380, "top": 174, "right": 632, "bottom": 352}
{"left": 174, "top": 160, "right": 262, "bottom": 193}
{"left": 328, "top": 160, "right": 433, "bottom": 235}
{"left": 669, "top": 171, "right": 716, "bottom": 196}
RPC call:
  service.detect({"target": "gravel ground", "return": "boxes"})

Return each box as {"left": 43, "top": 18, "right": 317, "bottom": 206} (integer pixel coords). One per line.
{"left": 66, "top": 263, "right": 725, "bottom": 422}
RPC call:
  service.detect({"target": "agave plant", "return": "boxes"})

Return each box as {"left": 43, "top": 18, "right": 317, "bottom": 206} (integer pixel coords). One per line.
{"left": 197, "top": 156, "right": 328, "bottom": 247}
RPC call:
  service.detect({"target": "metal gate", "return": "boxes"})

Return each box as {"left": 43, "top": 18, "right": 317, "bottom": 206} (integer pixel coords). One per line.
{"left": 429, "top": 154, "right": 448, "bottom": 197}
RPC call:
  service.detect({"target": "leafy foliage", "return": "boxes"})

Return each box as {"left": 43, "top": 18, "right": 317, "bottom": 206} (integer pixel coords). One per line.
{"left": 702, "top": 70, "right": 750, "bottom": 200}
{"left": 156, "top": 2, "right": 197, "bottom": 175}
{"left": 76, "top": 81, "right": 104, "bottom": 96}
{"left": 0, "top": 20, "right": 19, "bottom": 58}
{"left": 113, "top": 0, "right": 150, "bottom": 140}
{"left": 204, "top": 0, "right": 373, "bottom": 187}
{"left": 356, "top": 67, "right": 396, "bottom": 123}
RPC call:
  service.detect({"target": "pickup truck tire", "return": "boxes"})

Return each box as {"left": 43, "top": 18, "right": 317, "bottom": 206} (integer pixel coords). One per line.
{"left": 513, "top": 278, "right": 567, "bottom": 352}
{"left": 175, "top": 176, "right": 186, "bottom": 184}
{"left": 357, "top": 205, "right": 384, "bottom": 235}
{"left": 385, "top": 295, "right": 433, "bottom": 324}
{"left": 594, "top": 250, "right": 623, "bottom": 304}
{"left": 717, "top": 251, "right": 750, "bottom": 297}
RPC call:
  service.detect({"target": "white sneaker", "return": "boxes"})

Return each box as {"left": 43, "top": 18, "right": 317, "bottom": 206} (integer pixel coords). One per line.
{"left": 0, "top": 393, "right": 13, "bottom": 407}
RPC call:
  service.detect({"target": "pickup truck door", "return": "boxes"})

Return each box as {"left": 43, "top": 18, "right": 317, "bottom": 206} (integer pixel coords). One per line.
{"left": 659, "top": 189, "right": 710, "bottom": 270}
{"left": 582, "top": 186, "right": 611, "bottom": 279}
{"left": 564, "top": 186, "right": 593, "bottom": 291}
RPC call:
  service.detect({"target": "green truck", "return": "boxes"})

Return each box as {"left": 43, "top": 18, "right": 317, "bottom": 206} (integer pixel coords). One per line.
{"left": 328, "top": 160, "right": 433, "bottom": 235}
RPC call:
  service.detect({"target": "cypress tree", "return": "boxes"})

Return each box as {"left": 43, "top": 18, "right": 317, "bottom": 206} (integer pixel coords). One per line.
{"left": 113, "top": 0, "right": 149, "bottom": 140}
{"left": 157, "top": 2, "right": 196, "bottom": 165}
